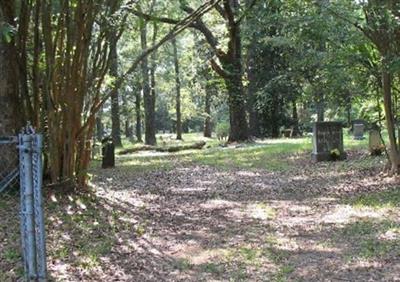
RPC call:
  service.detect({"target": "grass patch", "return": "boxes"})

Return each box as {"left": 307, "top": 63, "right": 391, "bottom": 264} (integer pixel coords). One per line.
{"left": 174, "top": 258, "right": 193, "bottom": 271}
{"left": 348, "top": 188, "right": 400, "bottom": 208}
{"left": 273, "top": 264, "right": 295, "bottom": 282}
{"left": 340, "top": 219, "right": 400, "bottom": 260}
{"left": 189, "top": 138, "right": 312, "bottom": 171}
{"left": 3, "top": 248, "right": 20, "bottom": 263}
{"left": 200, "top": 262, "right": 224, "bottom": 274}
{"left": 93, "top": 131, "right": 380, "bottom": 174}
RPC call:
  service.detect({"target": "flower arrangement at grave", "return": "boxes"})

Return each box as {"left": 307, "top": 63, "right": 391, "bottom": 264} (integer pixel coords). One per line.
{"left": 330, "top": 148, "right": 341, "bottom": 161}
{"left": 370, "top": 144, "right": 386, "bottom": 156}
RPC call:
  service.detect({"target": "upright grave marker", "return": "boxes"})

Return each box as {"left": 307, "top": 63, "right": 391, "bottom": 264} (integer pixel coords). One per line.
{"left": 353, "top": 123, "right": 365, "bottom": 140}
{"left": 101, "top": 136, "right": 115, "bottom": 168}
{"left": 369, "top": 128, "right": 384, "bottom": 155}
{"left": 312, "top": 122, "right": 346, "bottom": 161}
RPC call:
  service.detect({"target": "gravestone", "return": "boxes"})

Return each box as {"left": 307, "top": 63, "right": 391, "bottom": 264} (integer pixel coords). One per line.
{"left": 312, "top": 122, "right": 346, "bottom": 161}
{"left": 369, "top": 129, "right": 383, "bottom": 155}
{"left": 353, "top": 123, "right": 365, "bottom": 140}
{"left": 101, "top": 137, "right": 115, "bottom": 168}
{"left": 350, "top": 119, "right": 367, "bottom": 132}
{"left": 281, "top": 129, "right": 292, "bottom": 138}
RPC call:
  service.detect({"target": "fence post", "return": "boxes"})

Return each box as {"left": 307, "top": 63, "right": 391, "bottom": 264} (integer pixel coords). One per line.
{"left": 19, "top": 134, "right": 37, "bottom": 280}
{"left": 32, "top": 134, "right": 47, "bottom": 281}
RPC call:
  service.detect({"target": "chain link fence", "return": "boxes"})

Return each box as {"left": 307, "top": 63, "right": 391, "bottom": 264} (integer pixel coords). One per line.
{"left": 0, "top": 133, "right": 47, "bottom": 281}
{"left": 0, "top": 136, "right": 19, "bottom": 193}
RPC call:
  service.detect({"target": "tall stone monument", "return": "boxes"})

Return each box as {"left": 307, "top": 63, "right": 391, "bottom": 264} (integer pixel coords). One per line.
{"left": 312, "top": 122, "right": 346, "bottom": 161}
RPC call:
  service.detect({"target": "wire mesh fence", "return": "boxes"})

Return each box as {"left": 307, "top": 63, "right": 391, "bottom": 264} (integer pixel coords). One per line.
{"left": 0, "top": 136, "right": 21, "bottom": 280}
{"left": 0, "top": 136, "right": 19, "bottom": 194}
{"left": 0, "top": 133, "right": 47, "bottom": 281}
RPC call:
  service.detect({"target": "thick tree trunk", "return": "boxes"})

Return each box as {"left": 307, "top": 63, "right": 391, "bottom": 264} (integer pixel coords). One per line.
{"left": 140, "top": 23, "right": 156, "bottom": 145}
{"left": 247, "top": 38, "right": 260, "bottom": 138}
{"left": 0, "top": 3, "right": 20, "bottom": 135}
{"left": 382, "top": 69, "right": 400, "bottom": 173}
{"left": 226, "top": 75, "right": 249, "bottom": 142}
{"left": 172, "top": 38, "right": 182, "bottom": 140}
{"left": 224, "top": 2, "right": 249, "bottom": 143}
{"left": 109, "top": 33, "right": 122, "bottom": 147}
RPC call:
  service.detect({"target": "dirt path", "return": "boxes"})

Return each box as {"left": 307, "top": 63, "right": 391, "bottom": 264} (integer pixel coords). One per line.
{"left": 45, "top": 152, "right": 398, "bottom": 281}
{"left": 1, "top": 151, "right": 400, "bottom": 281}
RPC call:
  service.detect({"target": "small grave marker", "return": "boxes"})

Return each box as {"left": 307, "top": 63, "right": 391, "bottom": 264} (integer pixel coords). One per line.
{"left": 102, "top": 137, "right": 115, "bottom": 168}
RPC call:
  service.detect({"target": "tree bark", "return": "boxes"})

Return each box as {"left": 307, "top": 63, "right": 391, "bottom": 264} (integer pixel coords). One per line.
{"left": 224, "top": 1, "right": 248, "bottom": 142}
{"left": 109, "top": 32, "right": 123, "bottom": 147}
{"left": 135, "top": 88, "right": 143, "bottom": 142}
{"left": 96, "top": 107, "right": 104, "bottom": 142}
{"left": 140, "top": 22, "right": 156, "bottom": 145}
{"left": 0, "top": 2, "right": 20, "bottom": 135}
{"left": 172, "top": 37, "right": 182, "bottom": 140}
{"left": 181, "top": 0, "right": 249, "bottom": 142}
{"left": 382, "top": 69, "right": 400, "bottom": 173}
{"left": 247, "top": 37, "right": 260, "bottom": 138}
{"left": 204, "top": 77, "right": 213, "bottom": 138}
{"left": 225, "top": 74, "right": 249, "bottom": 141}
{"left": 292, "top": 100, "right": 301, "bottom": 137}
{"left": 316, "top": 94, "right": 325, "bottom": 122}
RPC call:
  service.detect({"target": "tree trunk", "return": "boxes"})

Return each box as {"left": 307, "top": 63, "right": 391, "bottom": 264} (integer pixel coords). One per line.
{"left": 271, "top": 95, "right": 280, "bottom": 138}
{"left": 172, "top": 38, "right": 182, "bottom": 140}
{"left": 346, "top": 95, "right": 352, "bottom": 127}
{"left": 223, "top": 2, "right": 249, "bottom": 142}
{"left": 0, "top": 2, "right": 20, "bottom": 135}
{"left": 135, "top": 88, "right": 143, "bottom": 142}
{"left": 125, "top": 119, "right": 133, "bottom": 139}
{"left": 109, "top": 33, "right": 122, "bottom": 147}
{"left": 226, "top": 75, "right": 249, "bottom": 142}
{"left": 382, "top": 69, "right": 400, "bottom": 173}
{"left": 316, "top": 93, "right": 325, "bottom": 122}
{"left": 96, "top": 107, "right": 104, "bottom": 142}
{"left": 292, "top": 100, "right": 300, "bottom": 137}
{"left": 204, "top": 78, "right": 212, "bottom": 138}
{"left": 140, "top": 23, "right": 156, "bottom": 145}
{"left": 247, "top": 37, "right": 260, "bottom": 138}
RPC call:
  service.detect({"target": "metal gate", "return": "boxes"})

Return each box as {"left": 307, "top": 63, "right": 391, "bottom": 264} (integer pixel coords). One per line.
{"left": 0, "top": 128, "right": 47, "bottom": 281}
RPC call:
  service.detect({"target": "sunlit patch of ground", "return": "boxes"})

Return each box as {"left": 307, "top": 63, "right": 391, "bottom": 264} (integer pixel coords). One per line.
{"left": 1, "top": 136, "right": 399, "bottom": 281}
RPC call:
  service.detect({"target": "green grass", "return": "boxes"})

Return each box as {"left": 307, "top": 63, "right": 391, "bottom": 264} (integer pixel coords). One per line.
{"left": 189, "top": 138, "right": 312, "bottom": 171}
{"left": 340, "top": 219, "right": 400, "bottom": 260}
{"left": 200, "top": 262, "right": 224, "bottom": 274}
{"left": 174, "top": 258, "right": 193, "bottom": 271}
{"left": 104, "top": 131, "right": 381, "bottom": 174}
{"left": 3, "top": 248, "right": 20, "bottom": 263}
{"left": 348, "top": 188, "right": 400, "bottom": 209}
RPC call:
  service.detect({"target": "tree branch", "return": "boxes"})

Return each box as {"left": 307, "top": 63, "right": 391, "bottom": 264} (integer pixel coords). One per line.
{"left": 210, "top": 58, "right": 229, "bottom": 78}
{"left": 77, "top": 0, "right": 222, "bottom": 137}
{"left": 215, "top": 3, "right": 226, "bottom": 19}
